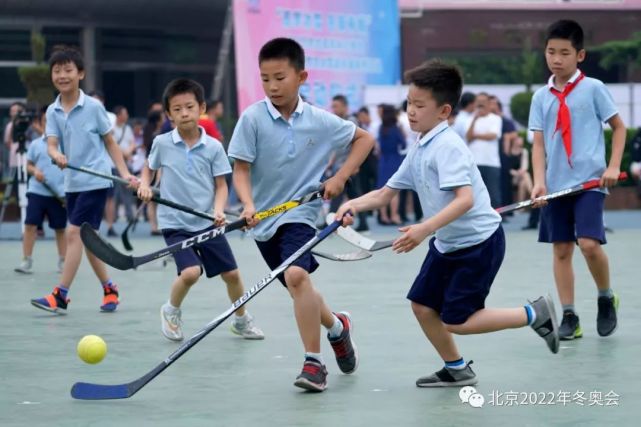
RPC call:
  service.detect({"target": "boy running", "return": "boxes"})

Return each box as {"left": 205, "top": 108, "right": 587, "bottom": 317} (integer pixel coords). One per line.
{"left": 228, "top": 38, "right": 375, "bottom": 392}
{"left": 336, "top": 60, "right": 559, "bottom": 387}
{"left": 137, "top": 78, "right": 264, "bottom": 341}
{"left": 31, "top": 46, "right": 134, "bottom": 314}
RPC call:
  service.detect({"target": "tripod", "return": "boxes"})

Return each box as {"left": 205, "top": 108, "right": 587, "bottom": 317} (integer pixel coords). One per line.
{"left": 0, "top": 135, "right": 29, "bottom": 236}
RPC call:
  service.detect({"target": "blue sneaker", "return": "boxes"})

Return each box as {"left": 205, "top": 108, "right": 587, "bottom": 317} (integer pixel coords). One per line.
{"left": 31, "top": 287, "right": 69, "bottom": 314}
{"left": 100, "top": 285, "right": 120, "bottom": 312}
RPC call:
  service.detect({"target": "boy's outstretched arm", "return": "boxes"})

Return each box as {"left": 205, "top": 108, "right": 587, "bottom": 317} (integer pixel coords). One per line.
{"left": 233, "top": 159, "right": 258, "bottom": 227}
{"left": 603, "top": 114, "right": 626, "bottom": 187}
{"left": 324, "top": 127, "right": 375, "bottom": 199}
{"left": 393, "top": 185, "right": 473, "bottom": 253}
{"left": 335, "top": 186, "right": 398, "bottom": 225}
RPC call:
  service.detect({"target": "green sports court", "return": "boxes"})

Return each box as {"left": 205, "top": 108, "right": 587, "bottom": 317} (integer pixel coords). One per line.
{"left": 0, "top": 213, "right": 638, "bottom": 427}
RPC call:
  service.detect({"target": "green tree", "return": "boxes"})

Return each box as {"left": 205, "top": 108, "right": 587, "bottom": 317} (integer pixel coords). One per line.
{"left": 17, "top": 31, "right": 54, "bottom": 107}
{"left": 593, "top": 32, "right": 641, "bottom": 81}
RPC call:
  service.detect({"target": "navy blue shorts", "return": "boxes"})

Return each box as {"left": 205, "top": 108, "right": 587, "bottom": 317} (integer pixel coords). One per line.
{"left": 66, "top": 188, "right": 108, "bottom": 229}
{"left": 25, "top": 193, "right": 67, "bottom": 229}
{"left": 538, "top": 191, "right": 606, "bottom": 244}
{"left": 162, "top": 226, "right": 237, "bottom": 278}
{"left": 255, "top": 223, "right": 319, "bottom": 287}
{"left": 407, "top": 225, "right": 505, "bottom": 325}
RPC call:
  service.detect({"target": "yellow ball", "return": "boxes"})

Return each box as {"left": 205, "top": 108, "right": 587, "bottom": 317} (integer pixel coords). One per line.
{"left": 77, "top": 335, "right": 107, "bottom": 364}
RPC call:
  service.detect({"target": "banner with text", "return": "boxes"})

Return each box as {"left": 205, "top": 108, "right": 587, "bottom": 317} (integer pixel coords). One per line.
{"left": 233, "top": 0, "right": 400, "bottom": 113}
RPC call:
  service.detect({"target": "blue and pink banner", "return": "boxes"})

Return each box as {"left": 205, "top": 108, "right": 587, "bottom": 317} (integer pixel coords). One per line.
{"left": 233, "top": 0, "right": 400, "bottom": 113}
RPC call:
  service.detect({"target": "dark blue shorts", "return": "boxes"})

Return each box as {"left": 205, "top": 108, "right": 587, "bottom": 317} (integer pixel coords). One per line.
{"left": 162, "top": 226, "right": 237, "bottom": 278}
{"left": 66, "top": 188, "right": 108, "bottom": 229}
{"left": 25, "top": 193, "right": 67, "bottom": 229}
{"left": 407, "top": 225, "right": 505, "bottom": 325}
{"left": 538, "top": 191, "right": 606, "bottom": 244}
{"left": 255, "top": 223, "right": 319, "bottom": 287}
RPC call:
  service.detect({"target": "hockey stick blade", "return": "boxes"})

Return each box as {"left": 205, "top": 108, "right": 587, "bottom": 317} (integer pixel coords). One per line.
{"left": 80, "top": 223, "right": 134, "bottom": 270}
{"left": 326, "top": 213, "right": 394, "bottom": 251}
{"left": 70, "top": 219, "right": 343, "bottom": 400}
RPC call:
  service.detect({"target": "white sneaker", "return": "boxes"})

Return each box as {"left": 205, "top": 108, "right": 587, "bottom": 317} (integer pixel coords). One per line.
{"left": 15, "top": 257, "right": 33, "bottom": 274}
{"left": 57, "top": 258, "right": 65, "bottom": 273}
{"left": 160, "top": 303, "right": 184, "bottom": 341}
{"left": 230, "top": 313, "right": 265, "bottom": 340}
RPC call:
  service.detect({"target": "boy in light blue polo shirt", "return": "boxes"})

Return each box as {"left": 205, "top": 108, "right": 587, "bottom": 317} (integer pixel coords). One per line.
{"left": 229, "top": 38, "right": 375, "bottom": 392}
{"left": 337, "top": 59, "right": 559, "bottom": 388}
{"left": 31, "top": 46, "right": 135, "bottom": 315}
{"left": 529, "top": 20, "right": 626, "bottom": 340}
{"left": 15, "top": 108, "right": 67, "bottom": 274}
{"left": 137, "top": 78, "right": 263, "bottom": 342}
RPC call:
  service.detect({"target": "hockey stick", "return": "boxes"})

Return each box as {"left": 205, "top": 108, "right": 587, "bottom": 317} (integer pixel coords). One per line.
{"left": 495, "top": 172, "right": 628, "bottom": 214}
{"left": 40, "top": 180, "right": 66, "bottom": 207}
{"left": 81, "top": 191, "right": 322, "bottom": 270}
{"left": 121, "top": 203, "right": 147, "bottom": 251}
{"left": 70, "top": 218, "right": 345, "bottom": 400}
{"left": 330, "top": 172, "right": 629, "bottom": 252}
{"left": 64, "top": 164, "right": 237, "bottom": 223}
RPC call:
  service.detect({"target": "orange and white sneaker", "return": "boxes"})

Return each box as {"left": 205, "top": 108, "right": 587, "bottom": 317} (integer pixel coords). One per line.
{"left": 160, "top": 303, "right": 183, "bottom": 341}
{"left": 100, "top": 284, "right": 120, "bottom": 312}
{"left": 30, "top": 287, "right": 69, "bottom": 314}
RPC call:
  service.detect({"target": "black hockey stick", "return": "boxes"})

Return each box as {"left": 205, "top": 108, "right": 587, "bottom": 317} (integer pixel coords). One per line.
{"left": 121, "top": 203, "right": 147, "bottom": 251}
{"left": 81, "top": 191, "right": 322, "bottom": 270}
{"left": 40, "top": 180, "right": 66, "bottom": 207}
{"left": 330, "top": 172, "right": 629, "bottom": 252}
{"left": 64, "top": 164, "right": 236, "bottom": 223}
{"left": 495, "top": 172, "right": 628, "bottom": 214}
{"left": 70, "top": 218, "right": 344, "bottom": 400}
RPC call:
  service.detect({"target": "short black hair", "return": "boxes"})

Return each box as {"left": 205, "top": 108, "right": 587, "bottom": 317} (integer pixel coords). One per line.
{"left": 459, "top": 92, "right": 476, "bottom": 109}
{"left": 404, "top": 59, "right": 463, "bottom": 110}
{"left": 88, "top": 90, "right": 105, "bottom": 102}
{"left": 206, "top": 99, "right": 222, "bottom": 112}
{"left": 546, "top": 19, "right": 584, "bottom": 51}
{"left": 258, "top": 38, "right": 305, "bottom": 71}
{"left": 357, "top": 106, "right": 369, "bottom": 115}
{"left": 113, "top": 105, "right": 127, "bottom": 115}
{"left": 48, "top": 45, "right": 84, "bottom": 74}
{"left": 162, "top": 78, "right": 205, "bottom": 112}
{"left": 332, "top": 94, "right": 348, "bottom": 105}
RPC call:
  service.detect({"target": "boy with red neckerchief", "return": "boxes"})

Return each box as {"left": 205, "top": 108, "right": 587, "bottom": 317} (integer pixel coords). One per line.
{"left": 529, "top": 20, "right": 626, "bottom": 340}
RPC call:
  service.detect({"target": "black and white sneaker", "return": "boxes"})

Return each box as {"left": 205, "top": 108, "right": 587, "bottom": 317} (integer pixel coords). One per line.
{"left": 416, "top": 361, "right": 477, "bottom": 388}
{"left": 529, "top": 295, "right": 560, "bottom": 353}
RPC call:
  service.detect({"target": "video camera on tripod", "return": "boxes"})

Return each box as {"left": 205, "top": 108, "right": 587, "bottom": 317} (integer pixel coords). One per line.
{"left": 11, "top": 110, "right": 37, "bottom": 154}
{"left": 0, "top": 109, "right": 37, "bottom": 235}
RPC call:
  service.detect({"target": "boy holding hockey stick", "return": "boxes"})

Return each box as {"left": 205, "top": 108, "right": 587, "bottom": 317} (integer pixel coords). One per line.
{"left": 31, "top": 46, "right": 134, "bottom": 314}
{"left": 228, "top": 38, "right": 374, "bottom": 391}
{"left": 138, "top": 78, "right": 264, "bottom": 342}
{"left": 336, "top": 60, "right": 559, "bottom": 387}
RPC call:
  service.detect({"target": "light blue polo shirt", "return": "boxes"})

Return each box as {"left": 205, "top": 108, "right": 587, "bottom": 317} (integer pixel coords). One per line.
{"left": 387, "top": 120, "right": 501, "bottom": 253}
{"left": 45, "top": 90, "right": 113, "bottom": 193}
{"left": 148, "top": 127, "right": 231, "bottom": 232}
{"left": 528, "top": 70, "right": 618, "bottom": 193}
{"left": 26, "top": 136, "right": 65, "bottom": 197}
{"left": 228, "top": 96, "right": 356, "bottom": 241}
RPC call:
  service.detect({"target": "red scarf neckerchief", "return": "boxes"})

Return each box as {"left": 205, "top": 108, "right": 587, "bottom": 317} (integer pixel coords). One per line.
{"left": 550, "top": 72, "right": 584, "bottom": 167}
